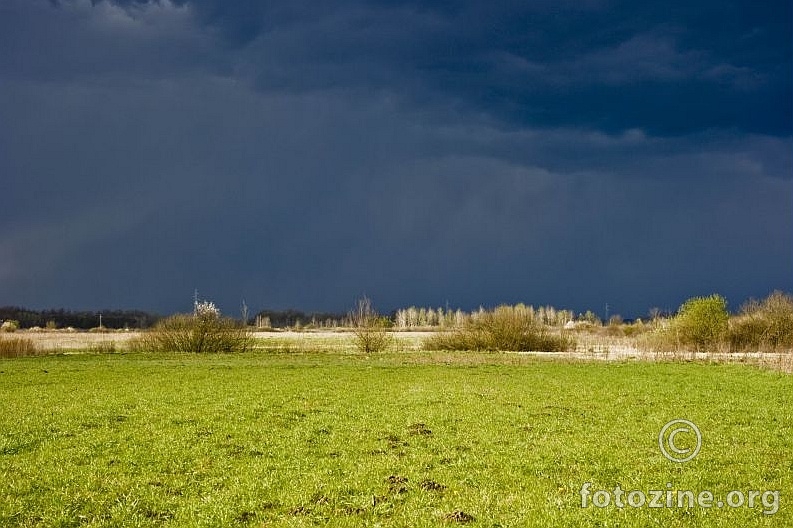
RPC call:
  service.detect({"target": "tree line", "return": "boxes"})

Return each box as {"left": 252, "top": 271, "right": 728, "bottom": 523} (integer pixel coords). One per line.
{"left": 0, "top": 306, "right": 349, "bottom": 330}
{"left": 0, "top": 307, "right": 160, "bottom": 330}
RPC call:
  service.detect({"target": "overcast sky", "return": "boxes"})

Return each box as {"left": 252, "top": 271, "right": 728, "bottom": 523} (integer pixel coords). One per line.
{"left": 1, "top": 0, "right": 791, "bottom": 318}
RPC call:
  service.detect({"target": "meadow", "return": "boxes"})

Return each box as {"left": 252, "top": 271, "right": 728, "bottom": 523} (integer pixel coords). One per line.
{"left": 1, "top": 347, "right": 790, "bottom": 527}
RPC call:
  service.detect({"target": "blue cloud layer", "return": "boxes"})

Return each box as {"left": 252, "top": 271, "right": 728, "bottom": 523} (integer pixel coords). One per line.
{"left": 1, "top": 0, "right": 790, "bottom": 315}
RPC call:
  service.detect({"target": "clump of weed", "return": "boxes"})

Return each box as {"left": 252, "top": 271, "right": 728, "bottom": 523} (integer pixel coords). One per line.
{"left": 424, "top": 305, "right": 574, "bottom": 352}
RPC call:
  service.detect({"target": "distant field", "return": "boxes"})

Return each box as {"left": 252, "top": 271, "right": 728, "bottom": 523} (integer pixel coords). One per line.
{"left": 11, "top": 330, "right": 791, "bottom": 372}
{"left": 10, "top": 330, "right": 427, "bottom": 352}
{"left": 0, "top": 351, "right": 790, "bottom": 527}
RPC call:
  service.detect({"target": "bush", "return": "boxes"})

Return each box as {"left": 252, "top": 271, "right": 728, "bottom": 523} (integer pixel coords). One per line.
{"left": 424, "top": 305, "right": 574, "bottom": 352}
{"left": 729, "top": 291, "right": 793, "bottom": 351}
{"left": 0, "top": 320, "right": 19, "bottom": 333}
{"left": 728, "top": 315, "right": 767, "bottom": 352}
{"left": 623, "top": 320, "right": 649, "bottom": 338}
{"left": 140, "top": 302, "right": 251, "bottom": 353}
{"left": 349, "top": 297, "right": 393, "bottom": 353}
{"left": 669, "top": 294, "right": 729, "bottom": 352}
{"left": 0, "top": 336, "right": 38, "bottom": 358}
{"left": 759, "top": 291, "right": 793, "bottom": 348}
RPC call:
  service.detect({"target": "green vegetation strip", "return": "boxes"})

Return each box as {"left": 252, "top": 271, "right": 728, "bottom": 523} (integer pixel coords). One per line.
{"left": 0, "top": 352, "right": 790, "bottom": 527}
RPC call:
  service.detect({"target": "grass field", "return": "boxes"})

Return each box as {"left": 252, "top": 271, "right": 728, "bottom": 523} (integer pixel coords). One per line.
{"left": 1, "top": 350, "right": 791, "bottom": 527}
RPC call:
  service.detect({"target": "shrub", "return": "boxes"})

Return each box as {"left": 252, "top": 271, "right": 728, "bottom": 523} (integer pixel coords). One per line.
{"left": 759, "top": 291, "right": 793, "bottom": 348}
{"left": 623, "top": 320, "right": 648, "bottom": 337}
{"left": 728, "top": 315, "right": 766, "bottom": 352}
{"left": 140, "top": 302, "right": 251, "bottom": 353}
{"left": 670, "top": 294, "right": 729, "bottom": 352}
{"left": 349, "top": 297, "right": 393, "bottom": 353}
{"left": 580, "top": 310, "right": 601, "bottom": 326}
{"left": 0, "top": 336, "right": 38, "bottom": 358}
{"left": 729, "top": 291, "right": 793, "bottom": 351}
{"left": 424, "top": 305, "right": 574, "bottom": 352}
{"left": 0, "top": 320, "right": 19, "bottom": 333}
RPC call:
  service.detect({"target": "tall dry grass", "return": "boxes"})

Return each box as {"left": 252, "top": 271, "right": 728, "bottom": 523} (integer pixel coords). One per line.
{"left": 0, "top": 336, "right": 39, "bottom": 358}
{"left": 728, "top": 291, "right": 793, "bottom": 352}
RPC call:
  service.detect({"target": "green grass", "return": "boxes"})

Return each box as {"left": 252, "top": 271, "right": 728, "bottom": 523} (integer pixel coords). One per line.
{"left": 0, "top": 351, "right": 791, "bottom": 527}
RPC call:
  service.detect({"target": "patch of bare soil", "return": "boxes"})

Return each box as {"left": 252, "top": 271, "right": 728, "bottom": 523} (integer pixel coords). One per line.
{"left": 443, "top": 510, "right": 475, "bottom": 523}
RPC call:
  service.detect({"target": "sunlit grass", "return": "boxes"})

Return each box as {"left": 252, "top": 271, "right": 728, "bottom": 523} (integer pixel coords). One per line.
{"left": 0, "top": 352, "right": 790, "bottom": 526}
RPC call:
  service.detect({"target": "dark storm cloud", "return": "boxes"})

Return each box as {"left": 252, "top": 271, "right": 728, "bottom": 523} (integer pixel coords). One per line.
{"left": 167, "top": 0, "right": 791, "bottom": 135}
{"left": 32, "top": 0, "right": 789, "bottom": 134}
{"left": 1, "top": 0, "right": 791, "bottom": 316}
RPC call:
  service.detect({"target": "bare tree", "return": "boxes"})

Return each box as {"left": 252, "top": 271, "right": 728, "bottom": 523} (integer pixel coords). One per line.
{"left": 349, "top": 296, "right": 393, "bottom": 353}
{"left": 241, "top": 299, "right": 249, "bottom": 327}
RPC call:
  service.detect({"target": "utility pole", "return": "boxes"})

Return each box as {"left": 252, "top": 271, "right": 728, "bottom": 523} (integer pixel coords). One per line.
{"left": 604, "top": 303, "right": 609, "bottom": 324}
